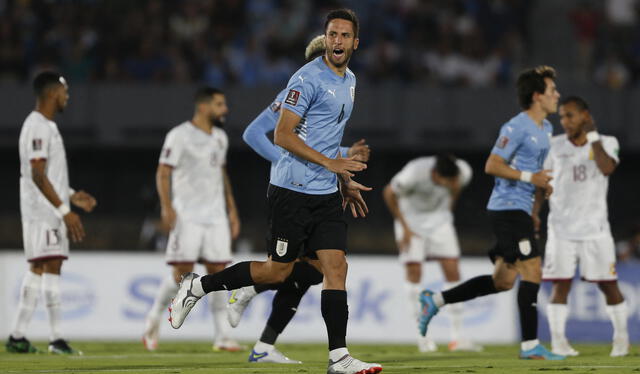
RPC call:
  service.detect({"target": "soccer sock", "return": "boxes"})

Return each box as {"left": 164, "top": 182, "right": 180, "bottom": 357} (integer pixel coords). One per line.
{"left": 605, "top": 301, "right": 629, "bottom": 341}
{"left": 442, "top": 275, "right": 499, "bottom": 304}
{"left": 42, "top": 273, "right": 63, "bottom": 341}
{"left": 517, "top": 281, "right": 540, "bottom": 342}
{"left": 260, "top": 283, "right": 310, "bottom": 345}
{"left": 444, "top": 281, "right": 463, "bottom": 342}
{"left": 10, "top": 271, "right": 42, "bottom": 339}
{"left": 321, "top": 290, "right": 348, "bottom": 351}
{"left": 147, "top": 274, "right": 178, "bottom": 323}
{"left": 209, "top": 291, "right": 231, "bottom": 341}
{"left": 403, "top": 281, "right": 422, "bottom": 322}
{"left": 546, "top": 303, "right": 569, "bottom": 345}
{"left": 199, "top": 261, "right": 253, "bottom": 295}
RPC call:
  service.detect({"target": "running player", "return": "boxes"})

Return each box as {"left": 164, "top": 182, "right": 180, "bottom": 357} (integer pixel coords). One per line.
{"left": 168, "top": 9, "right": 382, "bottom": 373}
{"left": 6, "top": 71, "right": 97, "bottom": 354}
{"left": 142, "top": 87, "right": 241, "bottom": 352}
{"left": 383, "top": 154, "right": 481, "bottom": 353}
{"left": 418, "top": 66, "right": 565, "bottom": 360}
{"left": 538, "top": 96, "right": 629, "bottom": 357}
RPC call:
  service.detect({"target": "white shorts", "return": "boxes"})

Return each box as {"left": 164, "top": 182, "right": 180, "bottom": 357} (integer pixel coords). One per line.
{"left": 22, "top": 219, "right": 69, "bottom": 262}
{"left": 542, "top": 232, "right": 618, "bottom": 282}
{"left": 165, "top": 219, "right": 232, "bottom": 265}
{"left": 394, "top": 221, "right": 460, "bottom": 263}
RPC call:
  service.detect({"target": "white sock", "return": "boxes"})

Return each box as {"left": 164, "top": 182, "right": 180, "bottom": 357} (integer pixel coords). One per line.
{"left": 192, "top": 277, "right": 205, "bottom": 297}
{"left": 433, "top": 292, "right": 445, "bottom": 308}
{"left": 254, "top": 341, "right": 274, "bottom": 353}
{"left": 147, "top": 274, "right": 178, "bottom": 324}
{"left": 210, "top": 291, "right": 231, "bottom": 341}
{"left": 403, "top": 281, "right": 422, "bottom": 322}
{"left": 444, "top": 281, "right": 462, "bottom": 342}
{"left": 10, "top": 271, "right": 42, "bottom": 339}
{"left": 547, "top": 303, "right": 569, "bottom": 346}
{"left": 42, "top": 273, "right": 62, "bottom": 341}
{"left": 329, "top": 347, "right": 349, "bottom": 362}
{"left": 521, "top": 339, "right": 539, "bottom": 351}
{"left": 605, "top": 301, "right": 629, "bottom": 341}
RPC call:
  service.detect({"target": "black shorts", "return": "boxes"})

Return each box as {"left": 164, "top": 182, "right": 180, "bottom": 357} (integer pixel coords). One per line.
{"left": 266, "top": 184, "right": 347, "bottom": 263}
{"left": 487, "top": 209, "right": 540, "bottom": 264}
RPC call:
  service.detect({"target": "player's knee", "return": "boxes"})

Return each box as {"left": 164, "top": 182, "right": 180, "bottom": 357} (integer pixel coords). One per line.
{"left": 493, "top": 278, "right": 514, "bottom": 291}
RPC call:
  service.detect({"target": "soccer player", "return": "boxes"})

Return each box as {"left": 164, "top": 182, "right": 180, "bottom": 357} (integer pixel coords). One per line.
{"left": 229, "top": 34, "right": 371, "bottom": 364}
{"left": 6, "top": 71, "right": 97, "bottom": 354}
{"left": 383, "top": 154, "right": 481, "bottom": 353}
{"left": 538, "top": 96, "right": 629, "bottom": 357}
{"left": 142, "top": 87, "right": 241, "bottom": 352}
{"left": 169, "top": 9, "right": 383, "bottom": 373}
{"left": 418, "top": 66, "right": 565, "bottom": 360}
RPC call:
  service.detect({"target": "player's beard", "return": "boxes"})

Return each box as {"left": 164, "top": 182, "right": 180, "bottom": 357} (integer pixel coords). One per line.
{"left": 211, "top": 115, "right": 225, "bottom": 128}
{"left": 327, "top": 47, "right": 353, "bottom": 68}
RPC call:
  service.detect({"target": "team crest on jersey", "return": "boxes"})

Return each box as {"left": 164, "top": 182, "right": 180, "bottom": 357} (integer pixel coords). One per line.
{"left": 270, "top": 101, "right": 282, "bottom": 113}
{"left": 32, "top": 139, "right": 42, "bottom": 151}
{"left": 350, "top": 86, "right": 355, "bottom": 102}
{"left": 275, "top": 238, "right": 288, "bottom": 257}
{"left": 496, "top": 136, "right": 509, "bottom": 149}
{"left": 285, "top": 90, "right": 300, "bottom": 106}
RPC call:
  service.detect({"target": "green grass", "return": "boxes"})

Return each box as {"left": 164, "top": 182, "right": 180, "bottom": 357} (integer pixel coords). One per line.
{"left": 1, "top": 341, "right": 639, "bottom": 374}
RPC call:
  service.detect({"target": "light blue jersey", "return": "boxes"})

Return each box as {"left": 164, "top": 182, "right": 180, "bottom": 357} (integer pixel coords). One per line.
{"left": 269, "top": 56, "right": 356, "bottom": 194}
{"left": 487, "top": 111, "right": 553, "bottom": 215}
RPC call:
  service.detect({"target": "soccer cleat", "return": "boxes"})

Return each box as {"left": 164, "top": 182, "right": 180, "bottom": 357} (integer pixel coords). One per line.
{"left": 248, "top": 348, "right": 302, "bottom": 364}
{"left": 227, "top": 286, "right": 256, "bottom": 328}
{"left": 212, "top": 337, "right": 244, "bottom": 352}
{"left": 550, "top": 339, "right": 579, "bottom": 357}
{"left": 520, "top": 344, "right": 565, "bottom": 360}
{"left": 418, "top": 290, "right": 439, "bottom": 337}
{"left": 610, "top": 336, "right": 629, "bottom": 357}
{"left": 5, "top": 336, "right": 40, "bottom": 353}
{"left": 327, "top": 354, "right": 383, "bottom": 374}
{"left": 48, "top": 339, "right": 82, "bottom": 355}
{"left": 142, "top": 317, "right": 160, "bottom": 351}
{"left": 168, "top": 272, "right": 201, "bottom": 329}
{"left": 417, "top": 336, "right": 437, "bottom": 353}
{"left": 448, "top": 339, "right": 484, "bottom": 352}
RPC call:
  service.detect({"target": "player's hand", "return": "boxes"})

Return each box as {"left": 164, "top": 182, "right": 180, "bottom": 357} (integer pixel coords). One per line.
{"left": 63, "top": 211, "right": 85, "bottom": 243}
{"left": 161, "top": 205, "right": 177, "bottom": 230}
{"left": 399, "top": 224, "right": 419, "bottom": 252}
{"left": 532, "top": 214, "right": 541, "bottom": 239}
{"left": 325, "top": 156, "right": 367, "bottom": 178}
{"left": 543, "top": 184, "right": 553, "bottom": 199}
{"left": 70, "top": 190, "right": 97, "bottom": 212}
{"left": 340, "top": 179, "right": 373, "bottom": 218}
{"left": 228, "top": 209, "right": 241, "bottom": 240}
{"left": 531, "top": 169, "right": 552, "bottom": 189}
{"left": 583, "top": 112, "right": 597, "bottom": 133}
{"left": 347, "top": 139, "right": 371, "bottom": 162}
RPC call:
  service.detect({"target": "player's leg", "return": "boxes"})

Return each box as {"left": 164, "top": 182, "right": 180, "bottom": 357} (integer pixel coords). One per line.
{"left": 599, "top": 281, "right": 629, "bottom": 356}
{"left": 6, "top": 257, "right": 43, "bottom": 354}
{"left": 404, "top": 262, "right": 437, "bottom": 353}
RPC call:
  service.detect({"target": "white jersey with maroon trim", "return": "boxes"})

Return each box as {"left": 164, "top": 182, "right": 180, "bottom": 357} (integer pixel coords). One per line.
{"left": 19, "top": 111, "right": 70, "bottom": 224}
{"left": 545, "top": 134, "right": 620, "bottom": 240}
{"left": 159, "top": 121, "right": 228, "bottom": 225}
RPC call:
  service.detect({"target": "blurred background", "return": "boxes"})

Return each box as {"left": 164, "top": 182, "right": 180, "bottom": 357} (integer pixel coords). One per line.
{"left": 0, "top": 0, "right": 639, "bottom": 261}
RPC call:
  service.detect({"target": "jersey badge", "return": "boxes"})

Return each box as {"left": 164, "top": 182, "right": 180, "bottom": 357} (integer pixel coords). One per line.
{"left": 496, "top": 136, "right": 509, "bottom": 149}
{"left": 285, "top": 89, "right": 300, "bottom": 106}
{"left": 32, "top": 139, "right": 42, "bottom": 151}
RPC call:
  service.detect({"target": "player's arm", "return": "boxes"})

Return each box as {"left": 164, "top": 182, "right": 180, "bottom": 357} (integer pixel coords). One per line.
{"left": 223, "top": 167, "right": 240, "bottom": 240}
{"left": 485, "top": 153, "right": 552, "bottom": 189}
{"left": 531, "top": 187, "right": 548, "bottom": 236}
{"left": 156, "top": 163, "right": 176, "bottom": 230}
{"left": 31, "top": 159, "right": 85, "bottom": 242}
{"left": 382, "top": 184, "right": 416, "bottom": 251}
{"left": 583, "top": 114, "right": 617, "bottom": 176}
{"left": 273, "top": 108, "right": 366, "bottom": 177}
{"left": 242, "top": 110, "right": 281, "bottom": 163}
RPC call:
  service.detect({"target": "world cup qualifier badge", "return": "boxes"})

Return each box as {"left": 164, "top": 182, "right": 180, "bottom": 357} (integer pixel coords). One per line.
{"left": 285, "top": 89, "right": 300, "bottom": 106}
{"left": 32, "top": 138, "right": 42, "bottom": 151}
{"left": 496, "top": 135, "right": 509, "bottom": 149}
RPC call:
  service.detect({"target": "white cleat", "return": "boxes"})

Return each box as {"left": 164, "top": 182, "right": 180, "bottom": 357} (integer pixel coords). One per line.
{"left": 418, "top": 336, "right": 438, "bottom": 353}
{"left": 448, "top": 339, "right": 484, "bottom": 352}
{"left": 327, "top": 354, "right": 382, "bottom": 374}
{"left": 248, "top": 347, "right": 302, "bottom": 364}
{"left": 551, "top": 339, "right": 579, "bottom": 357}
{"left": 213, "top": 337, "right": 244, "bottom": 352}
{"left": 610, "top": 336, "right": 629, "bottom": 357}
{"left": 227, "top": 286, "right": 256, "bottom": 328}
{"left": 142, "top": 317, "right": 160, "bottom": 351}
{"left": 168, "top": 272, "right": 201, "bottom": 329}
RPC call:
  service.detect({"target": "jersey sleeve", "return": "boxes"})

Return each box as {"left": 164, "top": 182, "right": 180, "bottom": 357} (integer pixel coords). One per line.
{"left": 490, "top": 123, "right": 524, "bottom": 162}
{"left": 390, "top": 161, "right": 419, "bottom": 196}
{"left": 25, "top": 121, "right": 52, "bottom": 161}
{"left": 601, "top": 136, "right": 620, "bottom": 164}
{"left": 281, "top": 72, "right": 316, "bottom": 118}
{"left": 457, "top": 159, "right": 473, "bottom": 187}
{"left": 159, "top": 129, "right": 183, "bottom": 167}
{"left": 242, "top": 108, "right": 281, "bottom": 163}
{"left": 543, "top": 149, "right": 554, "bottom": 170}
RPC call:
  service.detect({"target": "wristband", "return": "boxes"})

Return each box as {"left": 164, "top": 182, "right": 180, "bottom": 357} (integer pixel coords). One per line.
{"left": 520, "top": 171, "right": 532, "bottom": 183}
{"left": 69, "top": 187, "right": 76, "bottom": 195}
{"left": 586, "top": 131, "right": 600, "bottom": 143}
{"left": 57, "top": 204, "right": 70, "bottom": 217}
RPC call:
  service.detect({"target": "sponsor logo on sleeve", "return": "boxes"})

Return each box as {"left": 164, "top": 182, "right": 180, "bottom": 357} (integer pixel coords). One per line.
{"left": 285, "top": 90, "right": 300, "bottom": 106}
{"left": 496, "top": 136, "right": 509, "bottom": 149}
{"left": 32, "top": 139, "right": 42, "bottom": 151}
{"left": 163, "top": 148, "right": 171, "bottom": 159}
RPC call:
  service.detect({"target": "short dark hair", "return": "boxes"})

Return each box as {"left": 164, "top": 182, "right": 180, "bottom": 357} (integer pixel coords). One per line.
{"left": 516, "top": 65, "right": 556, "bottom": 109}
{"left": 560, "top": 95, "right": 589, "bottom": 111}
{"left": 434, "top": 153, "right": 460, "bottom": 178}
{"left": 324, "top": 8, "right": 359, "bottom": 37}
{"left": 33, "top": 71, "right": 64, "bottom": 97}
{"left": 194, "top": 86, "right": 223, "bottom": 104}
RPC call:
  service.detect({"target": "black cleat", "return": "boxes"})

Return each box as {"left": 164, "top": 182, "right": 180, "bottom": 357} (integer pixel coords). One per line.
{"left": 5, "top": 336, "right": 40, "bottom": 353}
{"left": 48, "top": 339, "right": 82, "bottom": 355}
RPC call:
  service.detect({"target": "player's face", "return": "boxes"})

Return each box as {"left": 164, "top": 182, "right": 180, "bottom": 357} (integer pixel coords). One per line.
{"left": 55, "top": 83, "right": 69, "bottom": 112}
{"left": 559, "top": 103, "right": 588, "bottom": 139}
{"left": 538, "top": 77, "right": 560, "bottom": 114}
{"left": 325, "top": 19, "right": 359, "bottom": 68}
{"left": 208, "top": 93, "right": 228, "bottom": 125}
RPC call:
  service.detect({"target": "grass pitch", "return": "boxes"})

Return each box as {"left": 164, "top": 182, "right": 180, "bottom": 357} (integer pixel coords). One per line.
{"left": 1, "top": 341, "right": 638, "bottom": 373}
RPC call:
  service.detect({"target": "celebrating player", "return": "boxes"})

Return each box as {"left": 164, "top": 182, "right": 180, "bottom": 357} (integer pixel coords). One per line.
{"left": 142, "top": 87, "right": 241, "bottom": 352}
{"left": 538, "top": 96, "right": 629, "bottom": 357}
{"left": 418, "top": 66, "right": 565, "bottom": 360}
{"left": 6, "top": 71, "right": 97, "bottom": 355}
{"left": 168, "top": 9, "right": 382, "bottom": 373}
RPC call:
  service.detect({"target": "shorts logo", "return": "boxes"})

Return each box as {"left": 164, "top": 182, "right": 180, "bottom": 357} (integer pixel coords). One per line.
{"left": 496, "top": 136, "right": 509, "bottom": 149}
{"left": 270, "top": 101, "right": 282, "bottom": 113}
{"left": 276, "top": 238, "right": 288, "bottom": 257}
{"left": 32, "top": 139, "right": 42, "bottom": 151}
{"left": 518, "top": 239, "right": 531, "bottom": 256}
{"left": 285, "top": 90, "right": 300, "bottom": 106}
